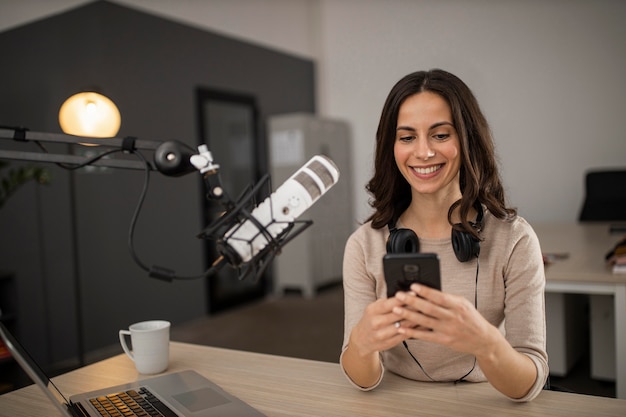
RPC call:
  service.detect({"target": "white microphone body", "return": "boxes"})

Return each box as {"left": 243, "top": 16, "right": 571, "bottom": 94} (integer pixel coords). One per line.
{"left": 220, "top": 155, "right": 339, "bottom": 265}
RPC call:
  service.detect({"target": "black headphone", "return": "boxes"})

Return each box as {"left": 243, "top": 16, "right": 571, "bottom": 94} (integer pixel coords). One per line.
{"left": 386, "top": 202, "right": 484, "bottom": 262}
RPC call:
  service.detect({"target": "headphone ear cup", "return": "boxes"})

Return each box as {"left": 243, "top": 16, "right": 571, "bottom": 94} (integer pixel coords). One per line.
{"left": 386, "top": 228, "right": 420, "bottom": 254}
{"left": 451, "top": 228, "right": 481, "bottom": 262}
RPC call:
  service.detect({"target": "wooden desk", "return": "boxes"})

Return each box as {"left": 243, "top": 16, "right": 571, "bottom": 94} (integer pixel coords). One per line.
{"left": 533, "top": 223, "right": 626, "bottom": 399}
{"left": 1, "top": 342, "right": 625, "bottom": 416}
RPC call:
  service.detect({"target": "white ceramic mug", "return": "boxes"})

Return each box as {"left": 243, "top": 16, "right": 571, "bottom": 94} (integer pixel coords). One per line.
{"left": 119, "top": 320, "right": 170, "bottom": 374}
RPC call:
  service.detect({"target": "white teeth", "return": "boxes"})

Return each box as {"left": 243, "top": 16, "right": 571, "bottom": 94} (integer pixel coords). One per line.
{"left": 413, "top": 165, "right": 441, "bottom": 175}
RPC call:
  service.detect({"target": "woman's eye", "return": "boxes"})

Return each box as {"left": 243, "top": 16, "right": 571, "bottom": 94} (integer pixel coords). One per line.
{"left": 433, "top": 133, "right": 450, "bottom": 141}
{"left": 398, "top": 135, "right": 414, "bottom": 142}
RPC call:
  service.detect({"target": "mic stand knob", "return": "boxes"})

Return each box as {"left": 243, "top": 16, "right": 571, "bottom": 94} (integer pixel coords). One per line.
{"left": 190, "top": 145, "right": 220, "bottom": 173}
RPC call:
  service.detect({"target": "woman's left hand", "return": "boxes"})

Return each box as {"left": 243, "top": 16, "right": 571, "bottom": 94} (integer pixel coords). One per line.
{"left": 392, "top": 283, "right": 497, "bottom": 358}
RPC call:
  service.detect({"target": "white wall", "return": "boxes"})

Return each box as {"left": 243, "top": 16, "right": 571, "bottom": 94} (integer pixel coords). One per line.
{"left": 318, "top": 0, "right": 626, "bottom": 224}
{"left": 2, "top": 0, "right": 625, "bottom": 224}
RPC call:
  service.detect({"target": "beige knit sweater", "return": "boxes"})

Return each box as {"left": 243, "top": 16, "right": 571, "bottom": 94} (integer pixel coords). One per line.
{"left": 340, "top": 208, "right": 548, "bottom": 402}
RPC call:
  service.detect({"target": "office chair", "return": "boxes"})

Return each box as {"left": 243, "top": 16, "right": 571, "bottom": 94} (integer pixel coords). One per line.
{"left": 578, "top": 169, "right": 626, "bottom": 222}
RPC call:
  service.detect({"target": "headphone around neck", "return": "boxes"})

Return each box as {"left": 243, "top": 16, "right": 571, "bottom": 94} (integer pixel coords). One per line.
{"left": 386, "top": 202, "right": 484, "bottom": 262}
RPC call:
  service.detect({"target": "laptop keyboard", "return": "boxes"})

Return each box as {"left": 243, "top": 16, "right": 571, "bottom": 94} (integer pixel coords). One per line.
{"left": 88, "top": 387, "right": 177, "bottom": 417}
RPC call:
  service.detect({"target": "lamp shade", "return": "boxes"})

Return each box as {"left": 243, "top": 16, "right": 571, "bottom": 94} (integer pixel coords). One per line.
{"left": 59, "top": 92, "right": 121, "bottom": 138}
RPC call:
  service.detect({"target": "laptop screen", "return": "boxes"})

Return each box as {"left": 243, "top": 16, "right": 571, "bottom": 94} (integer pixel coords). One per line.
{"left": 0, "top": 322, "right": 72, "bottom": 416}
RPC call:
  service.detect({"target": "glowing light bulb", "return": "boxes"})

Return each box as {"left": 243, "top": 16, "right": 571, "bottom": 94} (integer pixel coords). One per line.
{"left": 59, "top": 92, "right": 121, "bottom": 138}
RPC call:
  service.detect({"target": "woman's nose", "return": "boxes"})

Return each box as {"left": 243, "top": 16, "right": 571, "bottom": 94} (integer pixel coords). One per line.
{"left": 414, "top": 140, "right": 435, "bottom": 161}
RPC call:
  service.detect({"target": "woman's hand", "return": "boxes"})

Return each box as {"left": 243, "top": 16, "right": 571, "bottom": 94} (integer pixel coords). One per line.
{"left": 392, "top": 283, "right": 537, "bottom": 399}
{"left": 341, "top": 296, "right": 410, "bottom": 388}
{"left": 392, "top": 284, "right": 497, "bottom": 358}
{"left": 350, "top": 296, "right": 410, "bottom": 357}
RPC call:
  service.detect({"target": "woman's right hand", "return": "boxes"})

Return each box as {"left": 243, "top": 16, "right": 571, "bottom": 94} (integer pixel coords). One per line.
{"left": 349, "top": 296, "right": 409, "bottom": 358}
{"left": 341, "top": 296, "right": 409, "bottom": 388}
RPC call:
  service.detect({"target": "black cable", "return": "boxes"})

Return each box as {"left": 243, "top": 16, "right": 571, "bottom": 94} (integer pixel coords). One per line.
{"left": 402, "top": 340, "right": 436, "bottom": 381}
{"left": 8, "top": 130, "right": 229, "bottom": 281}
{"left": 124, "top": 149, "right": 224, "bottom": 281}
{"left": 33, "top": 140, "right": 122, "bottom": 170}
{"left": 125, "top": 149, "right": 151, "bottom": 273}
{"left": 402, "top": 256, "right": 480, "bottom": 383}
{"left": 31, "top": 139, "right": 224, "bottom": 282}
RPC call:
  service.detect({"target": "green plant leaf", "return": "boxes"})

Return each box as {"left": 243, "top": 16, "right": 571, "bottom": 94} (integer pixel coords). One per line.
{"left": 0, "top": 162, "right": 51, "bottom": 210}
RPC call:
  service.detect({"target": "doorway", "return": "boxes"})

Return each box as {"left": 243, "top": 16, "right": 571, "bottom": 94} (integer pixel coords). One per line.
{"left": 195, "top": 88, "right": 269, "bottom": 313}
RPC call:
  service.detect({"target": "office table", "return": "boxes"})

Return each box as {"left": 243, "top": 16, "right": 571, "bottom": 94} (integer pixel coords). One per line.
{"left": 533, "top": 222, "right": 626, "bottom": 400}
{"left": 1, "top": 341, "right": 625, "bottom": 417}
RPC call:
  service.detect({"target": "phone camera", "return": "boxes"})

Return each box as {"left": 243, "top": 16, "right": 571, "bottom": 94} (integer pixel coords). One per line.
{"left": 403, "top": 264, "right": 419, "bottom": 280}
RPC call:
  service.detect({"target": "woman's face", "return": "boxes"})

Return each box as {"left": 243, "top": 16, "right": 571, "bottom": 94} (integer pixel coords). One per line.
{"left": 393, "top": 91, "right": 462, "bottom": 200}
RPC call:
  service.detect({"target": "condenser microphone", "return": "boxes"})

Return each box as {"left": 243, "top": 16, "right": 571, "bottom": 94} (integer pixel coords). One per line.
{"left": 217, "top": 155, "right": 340, "bottom": 266}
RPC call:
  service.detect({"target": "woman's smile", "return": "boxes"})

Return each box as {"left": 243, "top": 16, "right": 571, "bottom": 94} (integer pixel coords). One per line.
{"left": 412, "top": 163, "right": 443, "bottom": 176}
{"left": 394, "top": 91, "right": 461, "bottom": 198}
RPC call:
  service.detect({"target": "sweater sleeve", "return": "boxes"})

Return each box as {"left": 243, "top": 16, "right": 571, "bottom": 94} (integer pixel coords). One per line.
{"left": 339, "top": 223, "right": 387, "bottom": 390}
{"left": 498, "top": 218, "right": 549, "bottom": 401}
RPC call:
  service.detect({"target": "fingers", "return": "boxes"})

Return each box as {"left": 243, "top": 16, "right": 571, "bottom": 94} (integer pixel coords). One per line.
{"left": 394, "top": 288, "right": 442, "bottom": 319}
{"left": 391, "top": 285, "right": 484, "bottom": 349}
{"left": 406, "top": 283, "right": 447, "bottom": 306}
{"left": 391, "top": 285, "right": 456, "bottom": 330}
{"left": 392, "top": 305, "right": 437, "bottom": 332}
{"left": 360, "top": 297, "right": 410, "bottom": 344}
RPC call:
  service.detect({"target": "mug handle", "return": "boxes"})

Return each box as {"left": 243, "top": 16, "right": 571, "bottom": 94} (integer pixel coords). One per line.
{"left": 119, "top": 330, "right": 135, "bottom": 361}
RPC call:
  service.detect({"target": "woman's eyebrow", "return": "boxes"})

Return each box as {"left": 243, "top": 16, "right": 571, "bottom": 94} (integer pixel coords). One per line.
{"left": 396, "top": 125, "right": 416, "bottom": 132}
{"left": 396, "top": 121, "right": 454, "bottom": 132}
{"left": 431, "top": 121, "right": 454, "bottom": 129}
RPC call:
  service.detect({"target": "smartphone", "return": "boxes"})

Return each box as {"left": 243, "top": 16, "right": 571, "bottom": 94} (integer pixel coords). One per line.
{"left": 383, "top": 253, "right": 441, "bottom": 297}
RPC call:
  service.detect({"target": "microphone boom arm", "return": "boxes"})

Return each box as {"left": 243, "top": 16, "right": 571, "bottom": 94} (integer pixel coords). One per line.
{"left": 0, "top": 126, "right": 322, "bottom": 283}
{"left": 0, "top": 126, "right": 232, "bottom": 281}
{"left": 0, "top": 127, "right": 162, "bottom": 171}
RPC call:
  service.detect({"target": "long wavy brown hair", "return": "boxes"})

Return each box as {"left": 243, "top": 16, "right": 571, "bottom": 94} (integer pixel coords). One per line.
{"left": 366, "top": 69, "right": 516, "bottom": 239}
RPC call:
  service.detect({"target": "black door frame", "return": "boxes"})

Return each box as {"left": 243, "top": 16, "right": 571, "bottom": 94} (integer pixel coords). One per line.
{"left": 195, "top": 87, "right": 269, "bottom": 313}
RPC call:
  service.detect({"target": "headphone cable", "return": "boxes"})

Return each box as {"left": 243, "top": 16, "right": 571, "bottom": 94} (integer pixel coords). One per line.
{"left": 402, "top": 256, "right": 480, "bottom": 383}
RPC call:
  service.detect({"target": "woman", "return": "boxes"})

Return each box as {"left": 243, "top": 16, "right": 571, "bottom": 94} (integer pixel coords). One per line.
{"left": 340, "top": 69, "right": 548, "bottom": 401}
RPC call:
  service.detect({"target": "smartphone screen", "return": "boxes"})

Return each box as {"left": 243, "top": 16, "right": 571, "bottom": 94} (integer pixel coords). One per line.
{"left": 383, "top": 253, "right": 441, "bottom": 297}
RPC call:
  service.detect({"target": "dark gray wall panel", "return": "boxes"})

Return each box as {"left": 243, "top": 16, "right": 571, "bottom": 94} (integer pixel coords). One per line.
{"left": 0, "top": 0, "right": 314, "bottom": 367}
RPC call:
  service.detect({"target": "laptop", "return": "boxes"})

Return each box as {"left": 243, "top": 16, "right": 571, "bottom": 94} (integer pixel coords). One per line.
{"left": 0, "top": 321, "right": 266, "bottom": 416}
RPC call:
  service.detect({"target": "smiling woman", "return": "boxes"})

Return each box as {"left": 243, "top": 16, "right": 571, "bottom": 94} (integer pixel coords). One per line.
{"left": 340, "top": 69, "right": 548, "bottom": 402}
{"left": 393, "top": 92, "right": 461, "bottom": 201}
